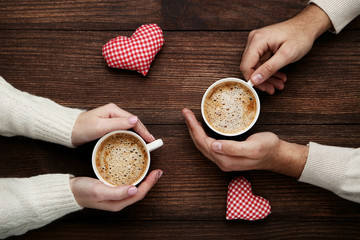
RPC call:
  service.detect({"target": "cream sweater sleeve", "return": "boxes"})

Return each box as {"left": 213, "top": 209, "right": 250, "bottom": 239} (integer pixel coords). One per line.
{"left": 0, "top": 76, "right": 84, "bottom": 238}
{"left": 309, "top": 0, "right": 360, "bottom": 34}
{"left": 0, "top": 76, "right": 83, "bottom": 148}
{"left": 299, "top": 142, "right": 360, "bottom": 203}
{"left": 0, "top": 174, "right": 83, "bottom": 239}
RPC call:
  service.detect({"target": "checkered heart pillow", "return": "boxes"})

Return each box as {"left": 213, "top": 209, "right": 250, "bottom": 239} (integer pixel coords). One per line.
{"left": 226, "top": 176, "right": 271, "bottom": 221}
{"left": 102, "top": 24, "right": 164, "bottom": 76}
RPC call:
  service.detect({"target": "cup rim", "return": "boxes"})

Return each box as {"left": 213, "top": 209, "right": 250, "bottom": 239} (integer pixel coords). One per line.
{"left": 92, "top": 130, "right": 151, "bottom": 187}
{"left": 201, "top": 77, "right": 260, "bottom": 136}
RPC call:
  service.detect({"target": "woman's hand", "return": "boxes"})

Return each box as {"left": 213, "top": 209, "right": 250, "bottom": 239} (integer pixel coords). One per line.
{"left": 72, "top": 103, "right": 155, "bottom": 146}
{"left": 70, "top": 170, "right": 163, "bottom": 211}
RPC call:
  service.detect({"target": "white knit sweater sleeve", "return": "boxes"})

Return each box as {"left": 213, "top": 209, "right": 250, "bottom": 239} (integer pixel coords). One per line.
{"left": 299, "top": 142, "right": 360, "bottom": 203}
{"left": 309, "top": 0, "right": 360, "bottom": 34}
{"left": 0, "top": 76, "right": 84, "bottom": 238}
{"left": 0, "top": 76, "right": 83, "bottom": 148}
{"left": 0, "top": 174, "right": 83, "bottom": 238}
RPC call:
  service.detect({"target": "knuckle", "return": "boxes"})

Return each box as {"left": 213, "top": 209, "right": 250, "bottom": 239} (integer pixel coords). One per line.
{"left": 250, "top": 30, "right": 264, "bottom": 42}
{"left": 248, "top": 29, "right": 258, "bottom": 39}
{"left": 239, "top": 62, "right": 247, "bottom": 74}
{"left": 278, "top": 46, "right": 296, "bottom": 60}
{"left": 105, "top": 103, "right": 117, "bottom": 110}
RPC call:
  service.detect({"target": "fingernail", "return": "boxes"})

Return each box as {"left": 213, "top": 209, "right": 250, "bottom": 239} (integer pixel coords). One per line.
{"left": 128, "top": 186, "right": 138, "bottom": 196}
{"left": 157, "top": 170, "right": 163, "bottom": 179}
{"left": 252, "top": 73, "right": 263, "bottom": 84}
{"left": 128, "top": 116, "right": 138, "bottom": 125}
{"left": 151, "top": 134, "right": 156, "bottom": 141}
{"left": 212, "top": 142, "right": 222, "bottom": 152}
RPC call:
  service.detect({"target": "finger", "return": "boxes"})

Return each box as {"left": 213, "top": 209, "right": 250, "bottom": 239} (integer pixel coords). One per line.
{"left": 255, "top": 81, "right": 275, "bottom": 95}
{"left": 97, "top": 115, "right": 138, "bottom": 135}
{"left": 136, "top": 169, "right": 162, "bottom": 197}
{"left": 133, "top": 119, "right": 155, "bottom": 143}
{"left": 95, "top": 183, "right": 138, "bottom": 201}
{"left": 211, "top": 139, "right": 256, "bottom": 157}
{"left": 182, "top": 108, "right": 216, "bottom": 161}
{"left": 240, "top": 36, "right": 271, "bottom": 82}
{"left": 272, "top": 71, "right": 287, "bottom": 82}
{"left": 97, "top": 104, "right": 155, "bottom": 142}
{"left": 250, "top": 45, "right": 293, "bottom": 85}
{"left": 96, "top": 103, "right": 132, "bottom": 118}
{"left": 111, "top": 169, "right": 162, "bottom": 208}
{"left": 186, "top": 118, "right": 213, "bottom": 160}
{"left": 182, "top": 108, "right": 210, "bottom": 148}
{"left": 267, "top": 77, "right": 285, "bottom": 91}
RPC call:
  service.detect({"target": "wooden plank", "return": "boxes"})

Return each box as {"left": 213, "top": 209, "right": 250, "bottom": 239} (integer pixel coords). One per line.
{"left": 0, "top": 125, "right": 359, "bottom": 222}
{"left": 12, "top": 220, "right": 360, "bottom": 240}
{"left": 0, "top": 31, "right": 359, "bottom": 125}
{"left": 1, "top": 0, "right": 359, "bottom": 31}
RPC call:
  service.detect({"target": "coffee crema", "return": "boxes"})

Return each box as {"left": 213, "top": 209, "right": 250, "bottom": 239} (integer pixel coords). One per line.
{"left": 95, "top": 133, "right": 148, "bottom": 186}
{"left": 203, "top": 81, "right": 257, "bottom": 134}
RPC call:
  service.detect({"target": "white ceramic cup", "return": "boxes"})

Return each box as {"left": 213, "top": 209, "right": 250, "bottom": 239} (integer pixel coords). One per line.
{"left": 92, "top": 130, "right": 163, "bottom": 186}
{"left": 201, "top": 77, "right": 260, "bottom": 136}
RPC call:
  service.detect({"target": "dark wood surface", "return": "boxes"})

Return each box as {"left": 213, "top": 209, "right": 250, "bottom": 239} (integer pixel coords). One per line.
{"left": 1, "top": 0, "right": 359, "bottom": 239}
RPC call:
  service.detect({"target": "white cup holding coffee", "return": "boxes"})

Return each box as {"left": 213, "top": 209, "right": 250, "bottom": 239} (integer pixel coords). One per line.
{"left": 92, "top": 130, "right": 163, "bottom": 187}
{"left": 201, "top": 77, "right": 260, "bottom": 136}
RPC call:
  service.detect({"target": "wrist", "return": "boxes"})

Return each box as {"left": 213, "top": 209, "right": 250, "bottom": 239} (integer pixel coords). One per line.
{"left": 269, "top": 140, "right": 309, "bottom": 178}
{"left": 291, "top": 3, "right": 332, "bottom": 40}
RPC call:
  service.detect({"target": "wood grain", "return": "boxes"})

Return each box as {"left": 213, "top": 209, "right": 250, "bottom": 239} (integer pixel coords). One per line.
{"left": 0, "top": 31, "right": 359, "bottom": 124}
{"left": 1, "top": 0, "right": 359, "bottom": 239}
{"left": 1, "top": 0, "right": 359, "bottom": 31}
{"left": 1, "top": 125, "right": 359, "bottom": 223}
{"left": 10, "top": 220, "right": 360, "bottom": 240}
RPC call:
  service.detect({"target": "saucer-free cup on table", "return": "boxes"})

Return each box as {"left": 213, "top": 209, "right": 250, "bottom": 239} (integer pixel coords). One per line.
{"left": 92, "top": 130, "right": 163, "bottom": 186}
{"left": 201, "top": 77, "right": 260, "bottom": 136}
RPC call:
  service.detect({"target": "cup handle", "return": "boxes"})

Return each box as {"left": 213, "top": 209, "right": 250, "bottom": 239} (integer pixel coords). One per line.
{"left": 247, "top": 80, "right": 254, "bottom": 88}
{"left": 146, "top": 139, "right": 164, "bottom": 152}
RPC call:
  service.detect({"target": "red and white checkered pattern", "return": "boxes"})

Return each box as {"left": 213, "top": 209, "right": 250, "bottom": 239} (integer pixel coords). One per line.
{"left": 102, "top": 24, "right": 164, "bottom": 76}
{"left": 226, "top": 176, "right": 271, "bottom": 221}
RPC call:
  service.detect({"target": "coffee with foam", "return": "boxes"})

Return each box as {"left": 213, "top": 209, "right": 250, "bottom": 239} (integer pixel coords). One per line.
{"left": 203, "top": 81, "right": 257, "bottom": 134}
{"left": 95, "top": 133, "right": 148, "bottom": 186}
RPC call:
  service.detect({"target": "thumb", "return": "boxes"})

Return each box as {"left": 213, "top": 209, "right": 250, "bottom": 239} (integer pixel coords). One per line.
{"left": 100, "top": 115, "right": 138, "bottom": 134}
{"left": 211, "top": 140, "right": 255, "bottom": 157}
{"left": 250, "top": 46, "right": 292, "bottom": 85}
{"left": 96, "top": 184, "right": 138, "bottom": 201}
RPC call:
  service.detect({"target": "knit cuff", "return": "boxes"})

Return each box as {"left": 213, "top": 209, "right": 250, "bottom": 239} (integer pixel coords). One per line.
{"left": 29, "top": 98, "right": 84, "bottom": 148}
{"left": 298, "top": 142, "right": 351, "bottom": 195}
{"left": 309, "top": 0, "right": 360, "bottom": 33}
{"left": 0, "top": 76, "right": 84, "bottom": 148}
{"left": 28, "top": 174, "right": 83, "bottom": 218}
{"left": 0, "top": 174, "right": 83, "bottom": 238}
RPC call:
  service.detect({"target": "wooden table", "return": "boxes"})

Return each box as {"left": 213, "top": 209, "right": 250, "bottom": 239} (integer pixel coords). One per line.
{"left": 1, "top": 0, "right": 360, "bottom": 239}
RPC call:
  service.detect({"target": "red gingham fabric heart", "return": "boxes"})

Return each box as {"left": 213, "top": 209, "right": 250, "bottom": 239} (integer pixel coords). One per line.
{"left": 102, "top": 24, "right": 164, "bottom": 76}
{"left": 226, "top": 176, "right": 271, "bottom": 221}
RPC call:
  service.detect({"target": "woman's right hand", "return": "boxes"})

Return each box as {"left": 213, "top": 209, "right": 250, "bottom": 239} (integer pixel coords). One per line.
{"left": 70, "top": 170, "right": 163, "bottom": 211}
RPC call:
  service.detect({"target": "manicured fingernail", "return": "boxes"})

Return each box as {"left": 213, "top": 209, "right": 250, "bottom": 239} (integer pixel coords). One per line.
{"left": 212, "top": 142, "right": 222, "bottom": 152}
{"left": 157, "top": 170, "right": 163, "bottom": 179}
{"left": 252, "top": 73, "right": 263, "bottom": 84}
{"left": 128, "top": 116, "right": 138, "bottom": 125}
{"left": 151, "top": 134, "right": 156, "bottom": 141}
{"left": 128, "top": 186, "right": 138, "bottom": 195}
